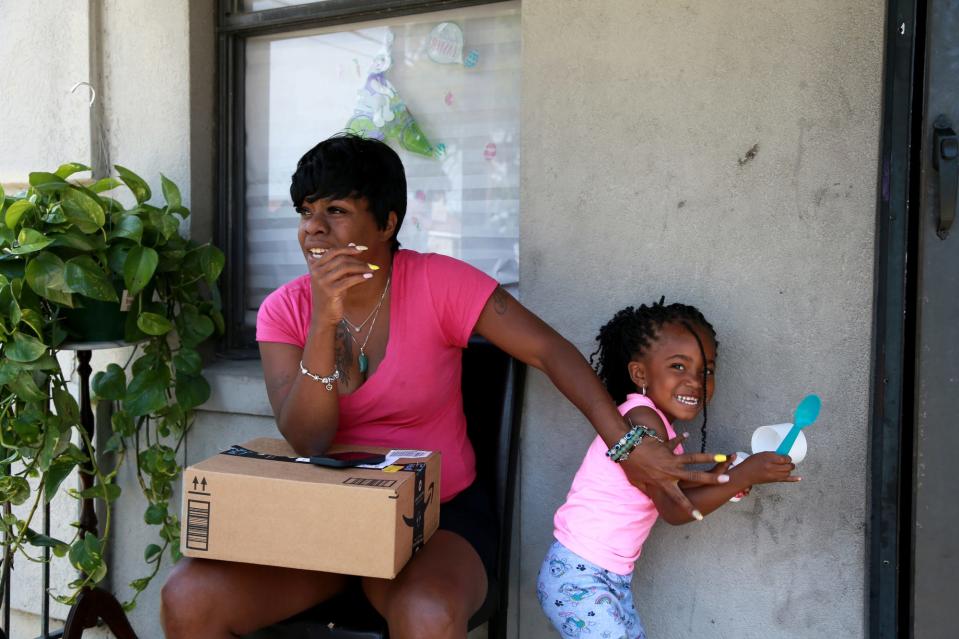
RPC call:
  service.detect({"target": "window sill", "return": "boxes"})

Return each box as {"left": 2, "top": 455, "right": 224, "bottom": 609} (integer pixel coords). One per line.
{"left": 200, "top": 358, "right": 273, "bottom": 417}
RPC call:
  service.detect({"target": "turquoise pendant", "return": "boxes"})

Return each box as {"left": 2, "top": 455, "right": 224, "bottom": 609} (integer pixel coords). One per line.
{"left": 359, "top": 350, "right": 369, "bottom": 374}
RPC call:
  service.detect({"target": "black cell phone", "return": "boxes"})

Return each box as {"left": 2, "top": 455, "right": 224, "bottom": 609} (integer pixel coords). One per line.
{"left": 308, "top": 451, "right": 387, "bottom": 468}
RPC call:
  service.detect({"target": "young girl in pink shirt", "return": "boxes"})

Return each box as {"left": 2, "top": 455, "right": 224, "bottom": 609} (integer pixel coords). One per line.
{"left": 538, "top": 300, "right": 801, "bottom": 638}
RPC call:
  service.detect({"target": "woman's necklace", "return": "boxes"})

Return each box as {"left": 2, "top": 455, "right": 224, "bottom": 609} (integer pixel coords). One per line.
{"left": 342, "top": 275, "right": 390, "bottom": 333}
{"left": 342, "top": 275, "right": 391, "bottom": 376}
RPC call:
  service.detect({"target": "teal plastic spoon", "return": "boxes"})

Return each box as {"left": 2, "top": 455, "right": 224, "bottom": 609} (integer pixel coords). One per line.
{"left": 775, "top": 394, "right": 821, "bottom": 456}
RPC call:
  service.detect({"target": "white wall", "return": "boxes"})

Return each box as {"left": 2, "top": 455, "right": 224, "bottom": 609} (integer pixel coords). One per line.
{"left": 0, "top": 0, "right": 91, "bottom": 182}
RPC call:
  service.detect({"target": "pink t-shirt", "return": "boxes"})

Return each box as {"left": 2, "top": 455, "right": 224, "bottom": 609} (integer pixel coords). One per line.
{"left": 256, "top": 250, "right": 498, "bottom": 502}
{"left": 553, "top": 394, "right": 683, "bottom": 575}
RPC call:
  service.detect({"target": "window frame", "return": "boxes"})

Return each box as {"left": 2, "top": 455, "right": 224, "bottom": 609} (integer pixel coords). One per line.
{"left": 215, "top": 0, "right": 514, "bottom": 354}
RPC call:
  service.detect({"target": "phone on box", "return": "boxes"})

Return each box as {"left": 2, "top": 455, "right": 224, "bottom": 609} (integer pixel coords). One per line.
{"left": 309, "top": 451, "right": 387, "bottom": 468}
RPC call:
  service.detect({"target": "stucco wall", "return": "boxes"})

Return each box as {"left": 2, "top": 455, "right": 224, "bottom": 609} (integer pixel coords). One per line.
{"left": 518, "top": 1, "right": 883, "bottom": 638}
{"left": 0, "top": 0, "right": 91, "bottom": 182}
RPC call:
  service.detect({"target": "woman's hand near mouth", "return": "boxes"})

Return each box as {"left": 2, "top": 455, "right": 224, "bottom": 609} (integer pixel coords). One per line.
{"left": 307, "top": 244, "right": 376, "bottom": 328}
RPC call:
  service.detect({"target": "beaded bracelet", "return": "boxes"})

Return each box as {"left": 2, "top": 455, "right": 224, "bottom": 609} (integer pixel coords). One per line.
{"left": 299, "top": 360, "right": 340, "bottom": 391}
{"left": 606, "top": 419, "right": 664, "bottom": 462}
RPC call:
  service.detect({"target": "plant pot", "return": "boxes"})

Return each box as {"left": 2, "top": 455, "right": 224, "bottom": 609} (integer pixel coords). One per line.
{"left": 64, "top": 298, "right": 128, "bottom": 343}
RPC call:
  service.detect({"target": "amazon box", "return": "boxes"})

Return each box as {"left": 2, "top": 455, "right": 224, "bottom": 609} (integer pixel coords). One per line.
{"left": 180, "top": 437, "right": 440, "bottom": 579}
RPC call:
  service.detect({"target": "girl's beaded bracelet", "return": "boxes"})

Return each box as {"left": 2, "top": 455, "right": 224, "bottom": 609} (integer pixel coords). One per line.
{"left": 606, "top": 421, "right": 664, "bottom": 462}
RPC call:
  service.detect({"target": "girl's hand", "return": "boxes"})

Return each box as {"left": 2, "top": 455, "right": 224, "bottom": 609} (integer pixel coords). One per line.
{"left": 307, "top": 245, "right": 376, "bottom": 327}
{"left": 735, "top": 451, "right": 801, "bottom": 486}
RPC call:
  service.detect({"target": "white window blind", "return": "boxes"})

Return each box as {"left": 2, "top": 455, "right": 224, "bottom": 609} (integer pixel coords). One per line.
{"left": 243, "top": 2, "right": 521, "bottom": 326}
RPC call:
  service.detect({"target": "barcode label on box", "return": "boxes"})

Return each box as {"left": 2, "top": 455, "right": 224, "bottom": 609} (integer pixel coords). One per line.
{"left": 186, "top": 499, "right": 211, "bottom": 551}
{"left": 343, "top": 477, "right": 397, "bottom": 488}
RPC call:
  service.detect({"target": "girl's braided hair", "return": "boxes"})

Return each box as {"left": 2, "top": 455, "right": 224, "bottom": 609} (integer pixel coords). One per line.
{"left": 589, "top": 298, "right": 718, "bottom": 452}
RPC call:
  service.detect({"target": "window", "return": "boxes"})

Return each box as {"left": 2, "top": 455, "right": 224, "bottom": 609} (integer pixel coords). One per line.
{"left": 218, "top": 1, "right": 520, "bottom": 350}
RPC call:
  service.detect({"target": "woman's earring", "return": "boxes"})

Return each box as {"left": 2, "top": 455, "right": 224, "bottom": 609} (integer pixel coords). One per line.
{"left": 641, "top": 385, "right": 647, "bottom": 396}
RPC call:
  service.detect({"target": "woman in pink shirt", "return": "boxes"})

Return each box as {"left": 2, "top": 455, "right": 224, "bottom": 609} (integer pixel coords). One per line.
{"left": 538, "top": 301, "right": 800, "bottom": 638}
{"left": 161, "top": 135, "right": 729, "bottom": 639}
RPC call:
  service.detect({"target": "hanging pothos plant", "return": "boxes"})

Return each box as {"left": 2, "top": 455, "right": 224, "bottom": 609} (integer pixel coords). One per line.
{"left": 0, "top": 162, "right": 224, "bottom": 608}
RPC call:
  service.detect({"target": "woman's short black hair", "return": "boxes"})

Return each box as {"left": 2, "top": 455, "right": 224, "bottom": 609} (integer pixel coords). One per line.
{"left": 290, "top": 134, "right": 407, "bottom": 252}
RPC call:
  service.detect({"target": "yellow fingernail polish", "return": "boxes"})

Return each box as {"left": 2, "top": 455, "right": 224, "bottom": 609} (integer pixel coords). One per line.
{"left": 714, "top": 454, "right": 727, "bottom": 463}
{"left": 367, "top": 263, "right": 380, "bottom": 270}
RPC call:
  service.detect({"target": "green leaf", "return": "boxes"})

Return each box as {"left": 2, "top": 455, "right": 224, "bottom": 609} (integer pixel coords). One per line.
{"left": 52, "top": 388, "right": 80, "bottom": 425}
{"left": 0, "top": 226, "right": 14, "bottom": 248}
{"left": 77, "top": 482, "right": 121, "bottom": 502}
{"left": 65, "top": 256, "right": 118, "bottom": 302}
{"left": 62, "top": 186, "right": 106, "bottom": 233}
{"left": 114, "top": 165, "right": 151, "bottom": 204}
{"left": 6, "top": 290, "right": 21, "bottom": 326}
{"left": 157, "top": 214, "right": 179, "bottom": 241}
{"left": 41, "top": 203, "right": 67, "bottom": 224}
{"left": 90, "top": 177, "right": 122, "bottom": 193}
{"left": 123, "top": 246, "right": 158, "bottom": 295}
{"left": 19, "top": 308, "right": 45, "bottom": 337}
{"left": 29, "top": 172, "right": 67, "bottom": 192}
{"left": 130, "top": 577, "right": 152, "bottom": 593}
{"left": 6, "top": 331, "right": 47, "bottom": 362}
{"left": 68, "top": 532, "right": 104, "bottom": 575}
{"left": 160, "top": 174, "right": 182, "bottom": 209}
{"left": 111, "top": 409, "right": 135, "bottom": 437}
{"left": 107, "top": 242, "right": 132, "bottom": 275}
{"left": 0, "top": 361, "right": 16, "bottom": 385}
{"left": 157, "top": 247, "right": 186, "bottom": 272}
{"left": 176, "top": 305, "right": 215, "bottom": 348}
{"left": 124, "top": 366, "right": 169, "bottom": 416}
{"left": 103, "top": 432, "right": 124, "bottom": 453}
{"left": 173, "top": 348, "right": 202, "bottom": 375}
{"left": 136, "top": 312, "right": 172, "bottom": 336}
{"left": 92, "top": 363, "right": 127, "bottom": 400}
{"left": 24, "top": 527, "right": 70, "bottom": 555}
{"left": 198, "top": 244, "right": 225, "bottom": 284}
{"left": 0, "top": 477, "right": 30, "bottom": 505}
{"left": 50, "top": 229, "right": 106, "bottom": 252}
{"left": 8, "top": 371, "right": 47, "bottom": 402}
{"left": 144, "top": 503, "right": 167, "bottom": 525}
{"left": 37, "top": 424, "right": 60, "bottom": 471}
{"left": 144, "top": 543, "right": 162, "bottom": 563}
{"left": 109, "top": 214, "right": 144, "bottom": 244}
{"left": 5, "top": 200, "right": 36, "bottom": 230}
{"left": 25, "top": 251, "right": 74, "bottom": 305}
{"left": 54, "top": 162, "right": 91, "bottom": 179}
{"left": 45, "top": 457, "right": 80, "bottom": 503}
{"left": 9, "top": 228, "right": 54, "bottom": 254}
{"left": 174, "top": 373, "right": 210, "bottom": 410}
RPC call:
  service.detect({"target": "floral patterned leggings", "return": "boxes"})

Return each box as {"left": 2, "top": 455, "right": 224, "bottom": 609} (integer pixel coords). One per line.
{"left": 537, "top": 540, "right": 647, "bottom": 639}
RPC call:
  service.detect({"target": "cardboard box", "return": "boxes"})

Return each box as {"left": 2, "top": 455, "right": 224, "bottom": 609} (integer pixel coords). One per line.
{"left": 180, "top": 437, "right": 440, "bottom": 578}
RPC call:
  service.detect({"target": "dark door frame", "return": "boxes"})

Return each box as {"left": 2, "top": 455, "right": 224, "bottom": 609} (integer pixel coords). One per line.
{"left": 869, "top": 1, "right": 927, "bottom": 637}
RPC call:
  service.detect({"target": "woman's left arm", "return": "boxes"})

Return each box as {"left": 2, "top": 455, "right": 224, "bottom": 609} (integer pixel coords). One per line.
{"left": 473, "top": 287, "right": 727, "bottom": 517}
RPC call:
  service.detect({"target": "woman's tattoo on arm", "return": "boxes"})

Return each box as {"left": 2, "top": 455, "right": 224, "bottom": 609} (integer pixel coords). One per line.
{"left": 491, "top": 286, "right": 510, "bottom": 315}
{"left": 335, "top": 322, "right": 352, "bottom": 386}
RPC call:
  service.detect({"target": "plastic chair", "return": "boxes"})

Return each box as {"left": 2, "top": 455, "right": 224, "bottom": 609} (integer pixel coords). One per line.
{"left": 244, "top": 336, "right": 526, "bottom": 639}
